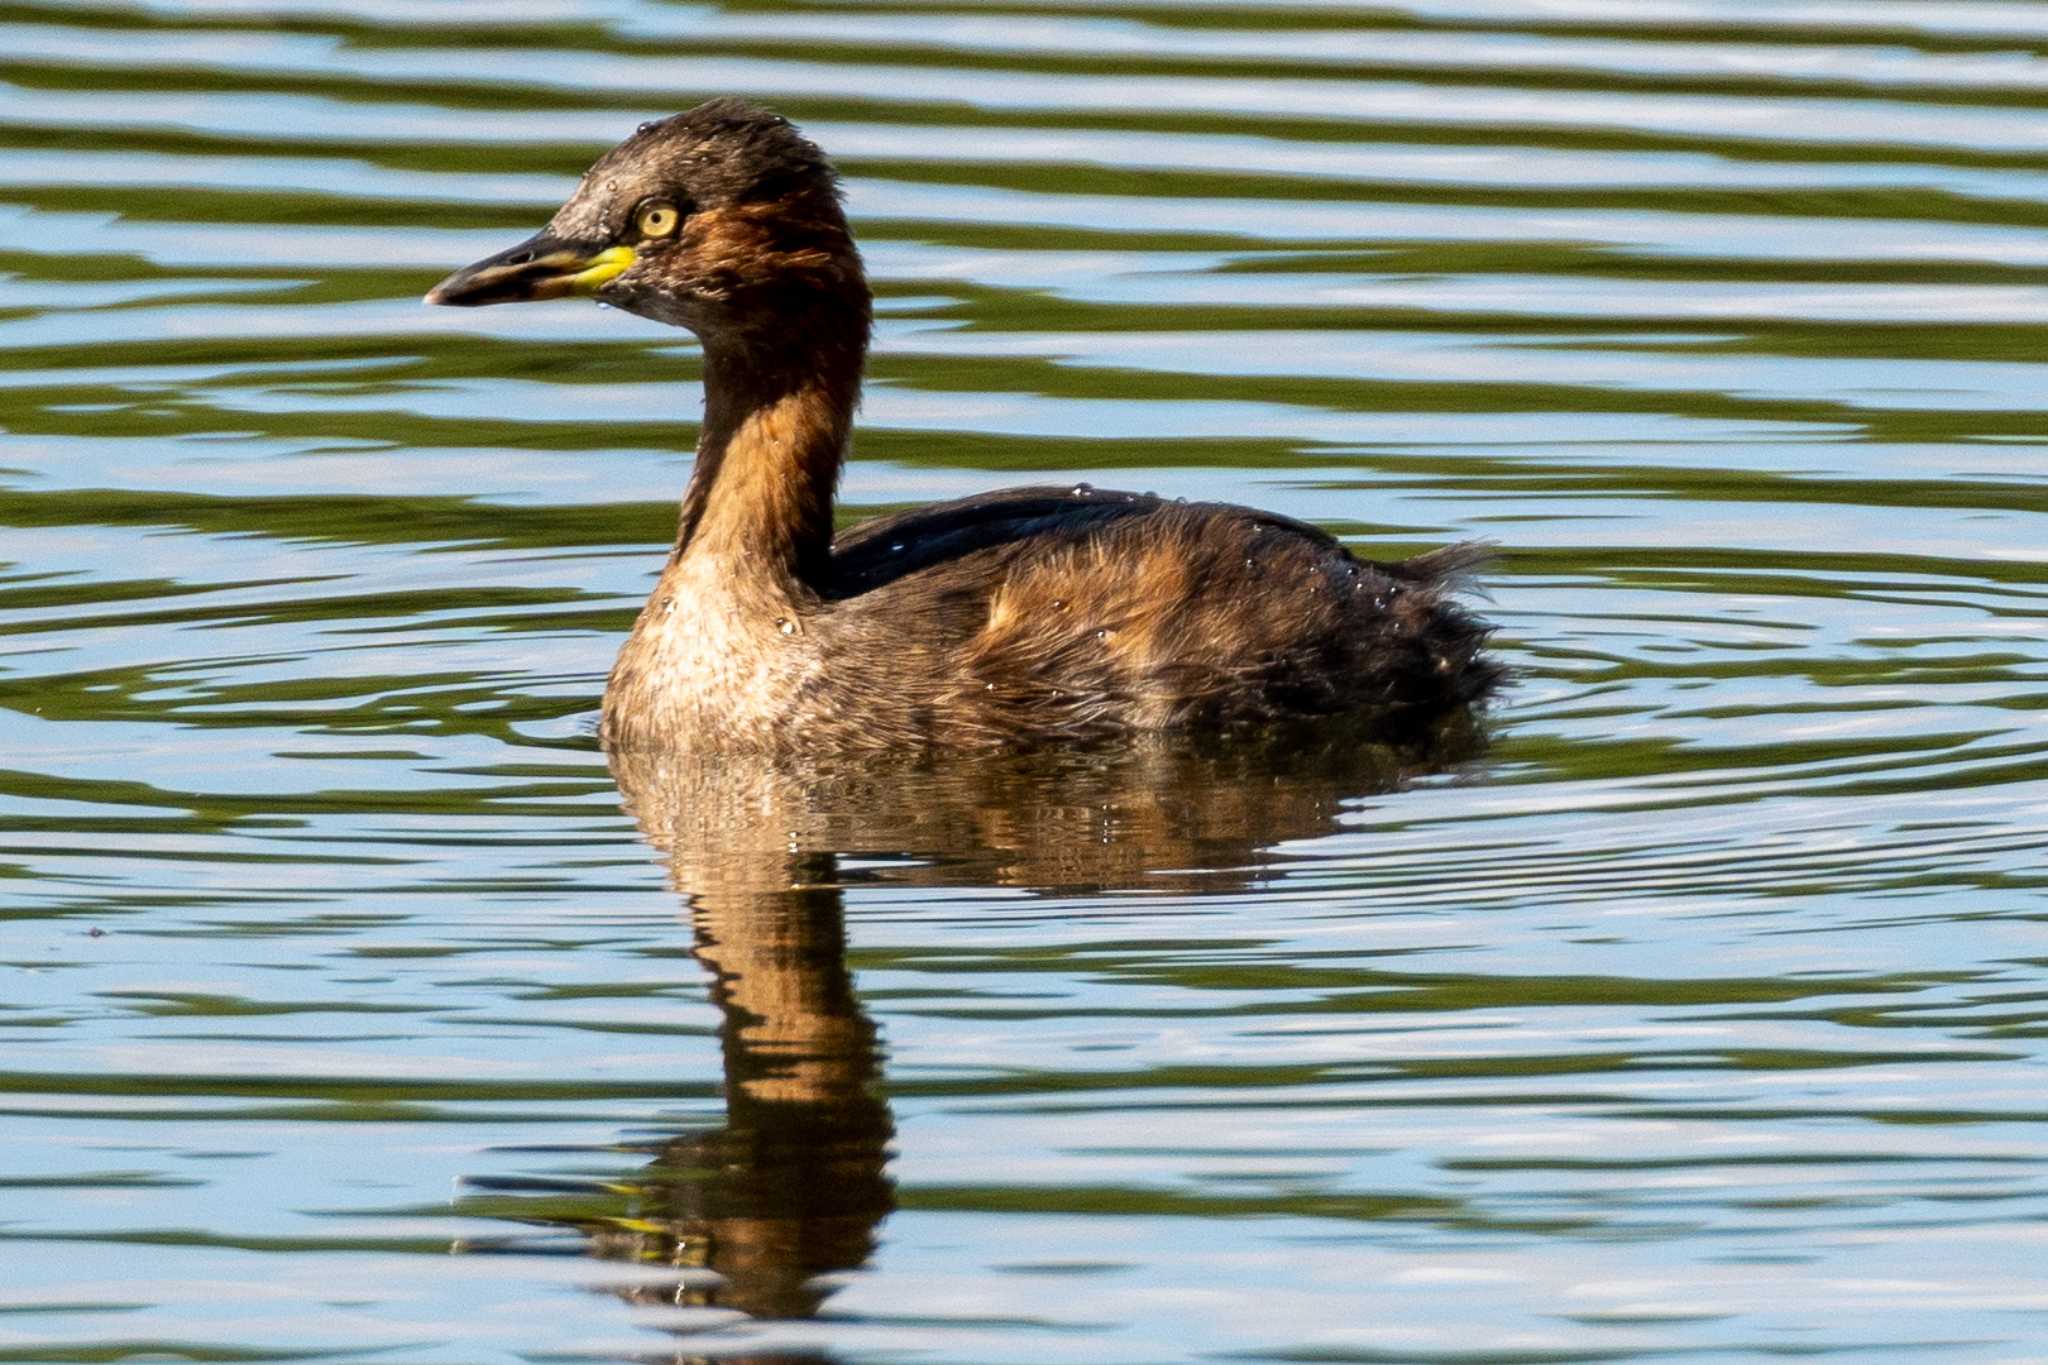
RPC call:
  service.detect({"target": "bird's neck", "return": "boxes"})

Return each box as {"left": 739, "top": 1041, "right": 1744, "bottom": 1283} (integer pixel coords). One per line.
{"left": 674, "top": 335, "right": 861, "bottom": 595}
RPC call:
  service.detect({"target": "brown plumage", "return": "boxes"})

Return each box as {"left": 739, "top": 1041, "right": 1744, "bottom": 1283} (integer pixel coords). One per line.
{"left": 427, "top": 98, "right": 1501, "bottom": 753}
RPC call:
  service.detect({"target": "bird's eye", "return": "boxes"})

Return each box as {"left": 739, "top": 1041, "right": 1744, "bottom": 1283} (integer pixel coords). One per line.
{"left": 635, "top": 200, "right": 681, "bottom": 239}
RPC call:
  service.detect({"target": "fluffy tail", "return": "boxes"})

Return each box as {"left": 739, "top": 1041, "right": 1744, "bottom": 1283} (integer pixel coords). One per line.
{"left": 1383, "top": 540, "right": 1505, "bottom": 713}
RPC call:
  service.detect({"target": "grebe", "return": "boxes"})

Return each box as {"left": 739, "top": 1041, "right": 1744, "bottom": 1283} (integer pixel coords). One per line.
{"left": 426, "top": 99, "right": 1500, "bottom": 752}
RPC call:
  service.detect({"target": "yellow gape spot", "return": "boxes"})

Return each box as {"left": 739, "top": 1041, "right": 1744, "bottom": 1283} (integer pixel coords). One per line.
{"left": 563, "top": 245, "right": 636, "bottom": 293}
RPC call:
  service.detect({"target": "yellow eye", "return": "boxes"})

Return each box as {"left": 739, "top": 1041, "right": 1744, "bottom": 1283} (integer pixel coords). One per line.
{"left": 635, "top": 201, "right": 680, "bottom": 238}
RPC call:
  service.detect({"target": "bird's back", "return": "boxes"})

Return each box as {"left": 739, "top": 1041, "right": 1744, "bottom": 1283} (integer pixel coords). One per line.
{"left": 788, "top": 487, "right": 1503, "bottom": 750}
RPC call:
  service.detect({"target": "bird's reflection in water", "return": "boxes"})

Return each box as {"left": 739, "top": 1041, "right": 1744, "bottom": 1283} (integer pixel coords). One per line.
{"left": 461, "top": 719, "right": 1483, "bottom": 1354}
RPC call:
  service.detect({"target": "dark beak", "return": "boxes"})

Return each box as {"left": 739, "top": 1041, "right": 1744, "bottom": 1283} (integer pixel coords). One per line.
{"left": 424, "top": 233, "right": 636, "bottom": 307}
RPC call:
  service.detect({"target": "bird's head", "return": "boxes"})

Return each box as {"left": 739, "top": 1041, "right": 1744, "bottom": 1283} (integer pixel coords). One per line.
{"left": 426, "top": 99, "right": 869, "bottom": 358}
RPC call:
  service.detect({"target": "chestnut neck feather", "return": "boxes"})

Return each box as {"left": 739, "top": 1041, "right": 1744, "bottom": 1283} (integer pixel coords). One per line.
{"left": 672, "top": 308, "right": 865, "bottom": 596}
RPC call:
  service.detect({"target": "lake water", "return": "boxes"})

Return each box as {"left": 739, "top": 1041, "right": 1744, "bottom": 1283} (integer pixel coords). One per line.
{"left": 4, "top": 1, "right": 2047, "bottom": 1361}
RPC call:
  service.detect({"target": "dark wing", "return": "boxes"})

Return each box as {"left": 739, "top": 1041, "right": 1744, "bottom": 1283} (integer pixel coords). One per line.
{"left": 827, "top": 485, "right": 1345, "bottom": 600}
